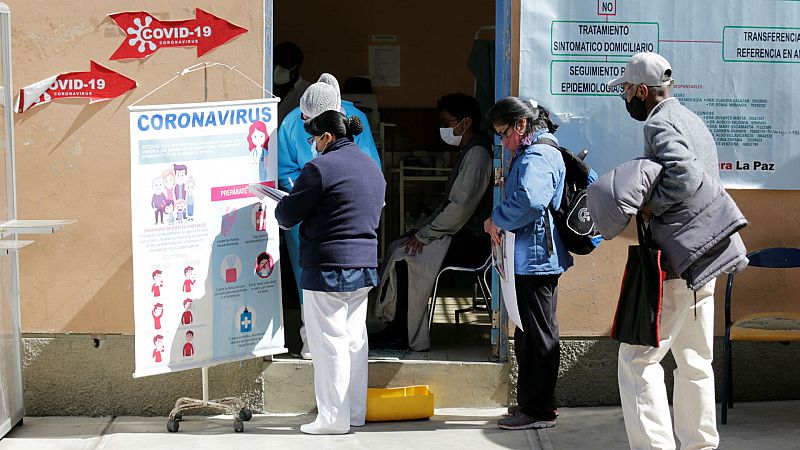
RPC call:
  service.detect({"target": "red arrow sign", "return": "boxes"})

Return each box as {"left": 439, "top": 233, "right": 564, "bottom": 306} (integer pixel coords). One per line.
{"left": 108, "top": 9, "right": 248, "bottom": 60}
{"left": 15, "top": 61, "right": 137, "bottom": 113}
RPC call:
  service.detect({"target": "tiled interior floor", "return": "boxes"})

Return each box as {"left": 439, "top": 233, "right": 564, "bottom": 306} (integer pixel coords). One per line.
{"left": 281, "top": 285, "right": 495, "bottom": 363}
{"left": 405, "top": 290, "right": 494, "bottom": 362}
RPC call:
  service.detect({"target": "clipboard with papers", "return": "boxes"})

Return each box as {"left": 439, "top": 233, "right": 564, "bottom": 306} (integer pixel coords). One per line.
{"left": 492, "top": 234, "right": 507, "bottom": 281}
{"left": 248, "top": 183, "right": 286, "bottom": 202}
{"left": 493, "top": 231, "right": 523, "bottom": 332}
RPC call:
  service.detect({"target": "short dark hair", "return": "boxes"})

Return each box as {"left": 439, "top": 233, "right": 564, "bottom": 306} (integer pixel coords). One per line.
{"left": 274, "top": 41, "right": 304, "bottom": 68}
{"left": 488, "top": 97, "right": 558, "bottom": 135}
{"left": 304, "top": 110, "right": 364, "bottom": 141}
{"left": 436, "top": 93, "right": 482, "bottom": 131}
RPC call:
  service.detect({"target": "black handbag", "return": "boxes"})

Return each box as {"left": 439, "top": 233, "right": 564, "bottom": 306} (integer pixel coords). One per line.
{"left": 610, "top": 214, "right": 666, "bottom": 347}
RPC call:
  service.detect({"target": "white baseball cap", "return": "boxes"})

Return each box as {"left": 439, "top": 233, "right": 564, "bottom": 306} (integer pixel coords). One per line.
{"left": 608, "top": 52, "right": 673, "bottom": 87}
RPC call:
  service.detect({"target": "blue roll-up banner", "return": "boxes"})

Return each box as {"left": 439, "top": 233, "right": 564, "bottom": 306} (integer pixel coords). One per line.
{"left": 129, "top": 98, "right": 285, "bottom": 378}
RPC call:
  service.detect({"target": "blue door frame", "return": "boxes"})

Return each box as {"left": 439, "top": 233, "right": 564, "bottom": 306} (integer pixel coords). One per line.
{"left": 491, "top": 0, "right": 512, "bottom": 361}
{"left": 264, "top": 0, "right": 273, "bottom": 92}
{"left": 265, "top": 0, "right": 512, "bottom": 361}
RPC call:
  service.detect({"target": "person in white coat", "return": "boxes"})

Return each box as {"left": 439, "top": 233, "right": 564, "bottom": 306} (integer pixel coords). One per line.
{"left": 278, "top": 75, "right": 381, "bottom": 360}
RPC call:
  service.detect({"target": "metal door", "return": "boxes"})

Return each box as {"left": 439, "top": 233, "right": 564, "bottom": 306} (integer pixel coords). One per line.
{"left": 0, "top": 2, "right": 24, "bottom": 438}
{"left": 490, "top": 0, "right": 512, "bottom": 361}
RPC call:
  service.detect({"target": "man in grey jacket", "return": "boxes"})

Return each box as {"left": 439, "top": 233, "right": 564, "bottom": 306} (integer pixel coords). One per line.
{"left": 608, "top": 52, "right": 721, "bottom": 450}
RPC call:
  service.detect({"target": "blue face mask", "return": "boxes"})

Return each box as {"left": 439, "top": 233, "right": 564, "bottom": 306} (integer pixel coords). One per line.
{"left": 310, "top": 140, "right": 319, "bottom": 158}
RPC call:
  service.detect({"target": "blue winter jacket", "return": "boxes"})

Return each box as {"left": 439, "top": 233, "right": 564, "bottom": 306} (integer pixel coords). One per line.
{"left": 491, "top": 131, "right": 574, "bottom": 275}
{"left": 277, "top": 100, "right": 380, "bottom": 191}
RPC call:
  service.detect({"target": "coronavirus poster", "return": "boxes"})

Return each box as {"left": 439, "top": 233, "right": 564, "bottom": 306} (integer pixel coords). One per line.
{"left": 520, "top": 0, "right": 800, "bottom": 189}
{"left": 129, "top": 98, "right": 284, "bottom": 378}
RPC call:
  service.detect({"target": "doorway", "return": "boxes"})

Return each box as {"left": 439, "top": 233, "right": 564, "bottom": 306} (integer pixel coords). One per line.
{"left": 272, "top": 0, "right": 502, "bottom": 362}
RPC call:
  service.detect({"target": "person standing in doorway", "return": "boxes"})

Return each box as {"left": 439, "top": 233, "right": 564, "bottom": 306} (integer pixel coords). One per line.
{"left": 277, "top": 75, "right": 381, "bottom": 359}
{"left": 275, "top": 110, "right": 384, "bottom": 435}
{"left": 484, "top": 97, "right": 572, "bottom": 430}
{"left": 274, "top": 41, "right": 310, "bottom": 124}
{"left": 607, "top": 52, "right": 721, "bottom": 450}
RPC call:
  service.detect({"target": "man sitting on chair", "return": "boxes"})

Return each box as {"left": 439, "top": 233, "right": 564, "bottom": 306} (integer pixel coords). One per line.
{"left": 373, "top": 93, "right": 493, "bottom": 351}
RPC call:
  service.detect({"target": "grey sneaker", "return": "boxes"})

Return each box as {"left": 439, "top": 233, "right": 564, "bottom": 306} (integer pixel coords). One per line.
{"left": 497, "top": 412, "right": 556, "bottom": 430}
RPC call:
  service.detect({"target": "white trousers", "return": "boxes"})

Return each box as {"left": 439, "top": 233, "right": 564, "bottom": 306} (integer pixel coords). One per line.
{"left": 618, "top": 278, "right": 719, "bottom": 450}
{"left": 299, "top": 303, "right": 308, "bottom": 349}
{"left": 303, "top": 287, "right": 371, "bottom": 432}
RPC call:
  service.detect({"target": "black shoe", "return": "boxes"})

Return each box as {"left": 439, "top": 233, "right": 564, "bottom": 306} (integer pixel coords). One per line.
{"left": 497, "top": 412, "right": 556, "bottom": 430}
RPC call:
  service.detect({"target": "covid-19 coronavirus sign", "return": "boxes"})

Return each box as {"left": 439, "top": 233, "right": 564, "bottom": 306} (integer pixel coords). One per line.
{"left": 15, "top": 61, "right": 136, "bottom": 112}
{"left": 109, "top": 9, "right": 247, "bottom": 60}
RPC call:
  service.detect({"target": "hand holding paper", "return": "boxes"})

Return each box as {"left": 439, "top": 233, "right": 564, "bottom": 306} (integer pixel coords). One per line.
{"left": 248, "top": 183, "right": 286, "bottom": 202}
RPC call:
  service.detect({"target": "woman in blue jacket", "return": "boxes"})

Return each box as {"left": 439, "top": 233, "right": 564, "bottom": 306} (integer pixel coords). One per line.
{"left": 484, "top": 97, "right": 572, "bottom": 430}
{"left": 275, "top": 111, "right": 385, "bottom": 435}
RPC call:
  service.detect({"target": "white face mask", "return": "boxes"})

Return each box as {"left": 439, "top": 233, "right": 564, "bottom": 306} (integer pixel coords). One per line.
{"left": 439, "top": 119, "right": 465, "bottom": 146}
{"left": 273, "top": 65, "right": 293, "bottom": 86}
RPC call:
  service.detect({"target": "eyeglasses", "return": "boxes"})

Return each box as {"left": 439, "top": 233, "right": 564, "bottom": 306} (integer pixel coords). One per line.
{"left": 619, "top": 84, "right": 636, "bottom": 99}
{"left": 306, "top": 136, "right": 316, "bottom": 145}
{"left": 494, "top": 123, "right": 513, "bottom": 139}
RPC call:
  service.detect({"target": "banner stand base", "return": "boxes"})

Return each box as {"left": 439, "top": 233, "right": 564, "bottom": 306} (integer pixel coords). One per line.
{"left": 165, "top": 366, "right": 252, "bottom": 433}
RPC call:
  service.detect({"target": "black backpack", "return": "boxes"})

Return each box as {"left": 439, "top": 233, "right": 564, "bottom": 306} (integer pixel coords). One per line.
{"left": 534, "top": 138, "right": 601, "bottom": 255}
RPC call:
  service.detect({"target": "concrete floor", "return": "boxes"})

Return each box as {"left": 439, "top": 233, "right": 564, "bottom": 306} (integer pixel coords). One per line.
{"left": 542, "top": 400, "right": 800, "bottom": 450}
{"left": 0, "top": 408, "right": 532, "bottom": 450}
{"left": 2, "top": 401, "right": 798, "bottom": 449}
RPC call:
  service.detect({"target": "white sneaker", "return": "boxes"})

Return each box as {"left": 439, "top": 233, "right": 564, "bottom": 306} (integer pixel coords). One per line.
{"left": 300, "top": 344, "right": 312, "bottom": 360}
{"left": 300, "top": 421, "right": 349, "bottom": 435}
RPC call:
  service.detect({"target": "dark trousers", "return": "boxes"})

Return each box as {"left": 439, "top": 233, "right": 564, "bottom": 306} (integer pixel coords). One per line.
{"left": 514, "top": 274, "right": 560, "bottom": 420}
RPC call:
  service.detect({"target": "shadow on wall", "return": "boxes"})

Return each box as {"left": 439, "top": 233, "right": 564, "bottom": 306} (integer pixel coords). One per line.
{"left": 507, "top": 337, "right": 800, "bottom": 410}
{"left": 22, "top": 204, "right": 280, "bottom": 416}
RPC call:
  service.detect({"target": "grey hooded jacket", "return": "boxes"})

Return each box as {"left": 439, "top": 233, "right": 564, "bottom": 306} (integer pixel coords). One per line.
{"left": 587, "top": 158, "right": 749, "bottom": 290}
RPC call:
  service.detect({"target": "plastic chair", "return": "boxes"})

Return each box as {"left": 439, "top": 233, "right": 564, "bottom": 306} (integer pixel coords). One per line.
{"left": 721, "top": 247, "right": 800, "bottom": 424}
{"left": 427, "top": 255, "right": 493, "bottom": 330}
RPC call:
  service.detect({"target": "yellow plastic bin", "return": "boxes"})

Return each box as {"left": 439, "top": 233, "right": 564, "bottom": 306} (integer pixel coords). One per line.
{"left": 365, "top": 385, "right": 435, "bottom": 422}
